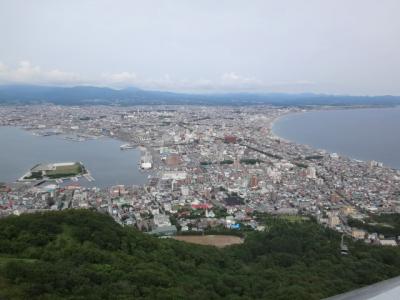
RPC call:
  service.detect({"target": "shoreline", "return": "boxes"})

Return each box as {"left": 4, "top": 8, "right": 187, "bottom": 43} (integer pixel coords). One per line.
{"left": 269, "top": 107, "right": 400, "bottom": 170}
{"left": 269, "top": 108, "right": 310, "bottom": 144}
{"left": 0, "top": 126, "right": 147, "bottom": 188}
{"left": 269, "top": 104, "right": 400, "bottom": 141}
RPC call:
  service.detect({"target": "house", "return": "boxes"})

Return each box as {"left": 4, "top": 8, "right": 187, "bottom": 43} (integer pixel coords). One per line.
{"left": 351, "top": 228, "right": 366, "bottom": 240}
{"left": 148, "top": 225, "right": 177, "bottom": 236}
{"left": 379, "top": 239, "right": 397, "bottom": 247}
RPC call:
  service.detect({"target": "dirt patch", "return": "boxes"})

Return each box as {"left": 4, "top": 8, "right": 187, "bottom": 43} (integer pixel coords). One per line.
{"left": 173, "top": 235, "right": 244, "bottom": 248}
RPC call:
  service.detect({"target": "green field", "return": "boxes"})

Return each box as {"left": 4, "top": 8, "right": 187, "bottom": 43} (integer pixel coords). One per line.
{"left": 278, "top": 215, "right": 311, "bottom": 222}
{"left": 24, "top": 162, "right": 85, "bottom": 180}
{"left": 45, "top": 163, "right": 84, "bottom": 178}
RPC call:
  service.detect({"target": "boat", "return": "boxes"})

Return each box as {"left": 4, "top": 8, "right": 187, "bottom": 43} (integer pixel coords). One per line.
{"left": 120, "top": 144, "right": 135, "bottom": 150}
{"left": 64, "top": 136, "right": 85, "bottom": 142}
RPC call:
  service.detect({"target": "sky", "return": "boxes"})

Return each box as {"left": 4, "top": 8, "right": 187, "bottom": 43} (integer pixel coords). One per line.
{"left": 0, "top": 0, "right": 399, "bottom": 95}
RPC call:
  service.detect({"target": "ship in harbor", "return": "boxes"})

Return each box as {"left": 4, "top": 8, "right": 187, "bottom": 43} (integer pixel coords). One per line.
{"left": 120, "top": 144, "right": 135, "bottom": 150}
{"left": 64, "top": 136, "right": 86, "bottom": 142}
{"left": 140, "top": 151, "right": 153, "bottom": 170}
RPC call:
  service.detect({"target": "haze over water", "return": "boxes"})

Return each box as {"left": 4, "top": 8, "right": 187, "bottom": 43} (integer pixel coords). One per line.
{"left": 273, "top": 107, "right": 400, "bottom": 169}
{"left": 0, "top": 127, "right": 147, "bottom": 187}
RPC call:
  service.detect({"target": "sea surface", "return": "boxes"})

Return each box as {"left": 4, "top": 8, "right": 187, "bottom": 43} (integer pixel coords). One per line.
{"left": 0, "top": 126, "right": 147, "bottom": 187}
{"left": 272, "top": 107, "right": 400, "bottom": 169}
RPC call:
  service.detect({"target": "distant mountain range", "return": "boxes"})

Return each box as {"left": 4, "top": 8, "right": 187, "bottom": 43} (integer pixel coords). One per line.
{"left": 1, "top": 84, "right": 400, "bottom": 106}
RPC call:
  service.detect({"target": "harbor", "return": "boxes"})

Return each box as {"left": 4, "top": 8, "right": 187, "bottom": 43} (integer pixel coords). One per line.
{"left": 0, "top": 126, "right": 147, "bottom": 187}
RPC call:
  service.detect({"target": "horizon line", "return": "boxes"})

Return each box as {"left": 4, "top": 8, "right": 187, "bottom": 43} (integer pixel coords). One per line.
{"left": 0, "top": 83, "right": 398, "bottom": 98}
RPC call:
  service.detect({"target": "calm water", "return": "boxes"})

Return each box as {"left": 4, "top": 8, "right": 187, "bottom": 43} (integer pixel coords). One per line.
{"left": 272, "top": 107, "right": 400, "bottom": 169}
{"left": 0, "top": 127, "right": 147, "bottom": 187}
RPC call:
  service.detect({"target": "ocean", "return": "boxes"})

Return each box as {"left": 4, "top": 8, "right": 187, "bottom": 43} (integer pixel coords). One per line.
{"left": 0, "top": 126, "right": 147, "bottom": 187}
{"left": 272, "top": 107, "right": 400, "bottom": 169}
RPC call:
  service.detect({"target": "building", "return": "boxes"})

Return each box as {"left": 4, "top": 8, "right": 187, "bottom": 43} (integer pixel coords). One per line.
{"left": 327, "top": 212, "right": 340, "bottom": 228}
{"left": 306, "top": 166, "right": 317, "bottom": 179}
{"left": 379, "top": 239, "right": 397, "bottom": 247}
{"left": 148, "top": 225, "right": 177, "bottom": 236}
{"left": 165, "top": 154, "right": 181, "bottom": 167}
{"left": 249, "top": 175, "right": 259, "bottom": 189}
{"left": 224, "top": 135, "right": 237, "bottom": 144}
{"left": 351, "top": 228, "right": 366, "bottom": 240}
{"left": 141, "top": 152, "right": 153, "bottom": 169}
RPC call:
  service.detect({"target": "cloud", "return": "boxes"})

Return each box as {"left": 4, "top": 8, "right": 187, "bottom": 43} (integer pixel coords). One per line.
{"left": 0, "top": 61, "right": 84, "bottom": 85}
{"left": 0, "top": 61, "right": 8, "bottom": 72}
{"left": 135, "top": 72, "right": 267, "bottom": 92}
{"left": 221, "top": 72, "right": 260, "bottom": 85}
{"left": 220, "top": 72, "right": 263, "bottom": 90}
{"left": 0, "top": 61, "right": 315, "bottom": 92}
{"left": 102, "top": 71, "right": 138, "bottom": 86}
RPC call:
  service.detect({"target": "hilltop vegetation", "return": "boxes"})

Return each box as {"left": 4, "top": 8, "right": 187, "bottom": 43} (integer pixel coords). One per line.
{"left": 1, "top": 210, "right": 400, "bottom": 299}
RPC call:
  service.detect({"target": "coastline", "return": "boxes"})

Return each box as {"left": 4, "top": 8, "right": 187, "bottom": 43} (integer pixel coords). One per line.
{"left": 269, "top": 109, "right": 307, "bottom": 142}
{"left": 269, "top": 106, "right": 400, "bottom": 170}
{"left": 269, "top": 104, "right": 400, "bottom": 141}
{"left": 0, "top": 126, "right": 147, "bottom": 187}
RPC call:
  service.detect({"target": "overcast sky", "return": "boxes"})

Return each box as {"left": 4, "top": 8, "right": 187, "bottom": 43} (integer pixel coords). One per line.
{"left": 0, "top": 0, "right": 399, "bottom": 95}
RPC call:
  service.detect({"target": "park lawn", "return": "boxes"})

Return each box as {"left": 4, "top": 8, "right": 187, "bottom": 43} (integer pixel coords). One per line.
{"left": 46, "top": 163, "right": 83, "bottom": 178}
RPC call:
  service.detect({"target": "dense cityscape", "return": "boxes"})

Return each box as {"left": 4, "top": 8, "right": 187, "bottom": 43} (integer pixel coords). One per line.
{"left": 1, "top": 104, "right": 399, "bottom": 247}
{"left": 2, "top": 1, "right": 400, "bottom": 298}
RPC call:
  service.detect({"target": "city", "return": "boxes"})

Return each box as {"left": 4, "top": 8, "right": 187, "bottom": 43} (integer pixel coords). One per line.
{"left": 2, "top": 0, "right": 400, "bottom": 298}
{"left": 1, "top": 104, "right": 399, "bottom": 247}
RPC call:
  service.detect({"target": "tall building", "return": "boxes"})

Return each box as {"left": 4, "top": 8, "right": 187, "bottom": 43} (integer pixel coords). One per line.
{"left": 306, "top": 166, "right": 317, "bottom": 179}
{"left": 224, "top": 135, "right": 237, "bottom": 144}
{"left": 141, "top": 152, "right": 153, "bottom": 169}
{"left": 249, "top": 175, "right": 259, "bottom": 189}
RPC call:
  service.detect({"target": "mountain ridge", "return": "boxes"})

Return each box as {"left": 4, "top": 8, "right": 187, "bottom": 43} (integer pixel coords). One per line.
{"left": 1, "top": 84, "right": 400, "bottom": 106}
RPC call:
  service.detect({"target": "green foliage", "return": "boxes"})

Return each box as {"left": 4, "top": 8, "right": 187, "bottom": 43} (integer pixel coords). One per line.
{"left": 24, "top": 171, "right": 42, "bottom": 180}
{"left": 294, "top": 162, "right": 308, "bottom": 168}
{"left": 204, "top": 226, "right": 245, "bottom": 237}
{"left": 220, "top": 160, "right": 234, "bottom": 165}
{"left": 46, "top": 163, "right": 83, "bottom": 177}
{"left": 24, "top": 163, "right": 84, "bottom": 180}
{"left": 213, "top": 207, "right": 229, "bottom": 218}
{"left": 46, "top": 173, "right": 79, "bottom": 179}
{"left": 240, "top": 159, "right": 263, "bottom": 165}
{"left": 1, "top": 210, "right": 400, "bottom": 299}
{"left": 305, "top": 155, "right": 324, "bottom": 160}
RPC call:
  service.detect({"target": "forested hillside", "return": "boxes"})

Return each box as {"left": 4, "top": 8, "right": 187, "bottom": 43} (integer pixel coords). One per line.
{"left": 1, "top": 210, "right": 400, "bottom": 299}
